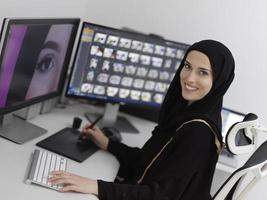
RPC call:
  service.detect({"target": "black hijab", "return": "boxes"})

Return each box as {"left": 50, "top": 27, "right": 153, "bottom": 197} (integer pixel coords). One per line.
{"left": 155, "top": 39, "right": 235, "bottom": 143}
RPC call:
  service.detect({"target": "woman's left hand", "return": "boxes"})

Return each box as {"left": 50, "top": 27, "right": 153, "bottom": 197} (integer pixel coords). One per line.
{"left": 48, "top": 171, "right": 98, "bottom": 195}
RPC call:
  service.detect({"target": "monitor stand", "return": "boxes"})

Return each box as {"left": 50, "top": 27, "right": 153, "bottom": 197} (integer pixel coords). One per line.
{"left": 85, "top": 103, "right": 139, "bottom": 133}
{"left": 0, "top": 113, "right": 47, "bottom": 144}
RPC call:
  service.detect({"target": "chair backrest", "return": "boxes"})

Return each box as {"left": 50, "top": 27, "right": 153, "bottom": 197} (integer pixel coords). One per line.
{"left": 213, "top": 140, "right": 267, "bottom": 200}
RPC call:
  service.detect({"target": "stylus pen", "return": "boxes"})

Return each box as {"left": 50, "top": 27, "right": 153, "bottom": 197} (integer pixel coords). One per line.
{"left": 88, "top": 115, "right": 103, "bottom": 129}
{"left": 78, "top": 115, "right": 103, "bottom": 140}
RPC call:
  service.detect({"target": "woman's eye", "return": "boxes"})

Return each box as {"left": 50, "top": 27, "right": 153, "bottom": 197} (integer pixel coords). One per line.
{"left": 199, "top": 70, "right": 208, "bottom": 76}
{"left": 36, "top": 56, "right": 55, "bottom": 73}
{"left": 184, "top": 63, "right": 191, "bottom": 70}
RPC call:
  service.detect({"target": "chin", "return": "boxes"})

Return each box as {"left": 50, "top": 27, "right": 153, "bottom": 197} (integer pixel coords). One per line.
{"left": 181, "top": 92, "right": 195, "bottom": 101}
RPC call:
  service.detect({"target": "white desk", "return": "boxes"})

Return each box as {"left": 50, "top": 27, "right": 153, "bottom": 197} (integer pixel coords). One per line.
{"left": 0, "top": 102, "right": 154, "bottom": 200}
{"left": 0, "top": 102, "right": 239, "bottom": 199}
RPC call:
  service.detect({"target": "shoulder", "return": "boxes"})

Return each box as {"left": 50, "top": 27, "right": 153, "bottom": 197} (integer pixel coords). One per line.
{"left": 176, "top": 120, "right": 216, "bottom": 144}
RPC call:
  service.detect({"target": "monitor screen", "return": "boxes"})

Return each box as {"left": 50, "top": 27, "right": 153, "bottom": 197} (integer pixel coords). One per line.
{"left": 66, "top": 22, "right": 189, "bottom": 108}
{"left": 0, "top": 18, "right": 80, "bottom": 115}
{"left": 0, "top": 18, "right": 80, "bottom": 144}
{"left": 221, "top": 107, "right": 245, "bottom": 142}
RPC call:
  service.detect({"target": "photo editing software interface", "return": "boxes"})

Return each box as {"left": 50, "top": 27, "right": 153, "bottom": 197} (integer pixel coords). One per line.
{"left": 0, "top": 18, "right": 79, "bottom": 144}
{"left": 67, "top": 22, "right": 189, "bottom": 107}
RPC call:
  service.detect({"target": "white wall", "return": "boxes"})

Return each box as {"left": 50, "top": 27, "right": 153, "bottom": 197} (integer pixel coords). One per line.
{"left": 0, "top": 0, "right": 266, "bottom": 199}
{"left": 0, "top": 0, "right": 89, "bottom": 19}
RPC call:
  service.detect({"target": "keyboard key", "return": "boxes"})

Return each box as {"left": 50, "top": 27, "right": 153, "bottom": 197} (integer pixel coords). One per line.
{"left": 26, "top": 149, "right": 67, "bottom": 190}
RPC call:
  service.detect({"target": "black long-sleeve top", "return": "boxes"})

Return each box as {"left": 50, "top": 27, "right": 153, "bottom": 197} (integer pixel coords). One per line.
{"left": 97, "top": 121, "right": 218, "bottom": 200}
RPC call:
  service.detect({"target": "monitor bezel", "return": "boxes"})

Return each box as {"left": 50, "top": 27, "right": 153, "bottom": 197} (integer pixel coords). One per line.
{"left": 222, "top": 107, "right": 245, "bottom": 118}
{"left": 221, "top": 107, "right": 246, "bottom": 138}
{"left": 65, "top": 21, "right": 189, "bottom": 108}
{"left": 0, "top": 18, "right": 80, "bottom": 115}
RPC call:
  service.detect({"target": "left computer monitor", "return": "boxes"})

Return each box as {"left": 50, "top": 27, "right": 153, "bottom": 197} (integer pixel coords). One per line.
{"left": 0, "top": 18, "right": 80, "bottom": 144}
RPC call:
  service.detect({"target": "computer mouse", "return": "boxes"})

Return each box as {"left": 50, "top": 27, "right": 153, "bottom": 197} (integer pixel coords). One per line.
{"left": 101, "top": 127, "right": 122, "bottom": 142}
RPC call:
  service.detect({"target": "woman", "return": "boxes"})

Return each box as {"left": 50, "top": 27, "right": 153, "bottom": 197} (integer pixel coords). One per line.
{"left": 49, "top": 39, "right": 235, "bottom": 200}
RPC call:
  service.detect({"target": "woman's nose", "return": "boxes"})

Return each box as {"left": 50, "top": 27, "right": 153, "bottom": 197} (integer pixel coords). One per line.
{"left": 185, "top": 71, "right": 196, "bottom": 83}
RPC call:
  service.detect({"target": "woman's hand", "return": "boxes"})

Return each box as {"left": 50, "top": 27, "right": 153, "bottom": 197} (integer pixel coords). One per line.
{"left": 81, "top": 125, "right": 109, "bottom": 150}
{"left": 49, "top": 171, "right": 98, "bottom": 195}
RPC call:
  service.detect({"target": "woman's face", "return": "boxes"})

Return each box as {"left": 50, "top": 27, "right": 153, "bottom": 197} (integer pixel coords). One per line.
{"left": 180, "top": 50, "right": 213, "bottom": 104}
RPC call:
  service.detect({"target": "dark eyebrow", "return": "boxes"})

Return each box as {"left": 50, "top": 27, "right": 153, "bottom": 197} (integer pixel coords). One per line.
{"left": 199, "top": 67, "right": 212, "bottom": 72}
{"left": 42, "top": 41, "right": 60, "bottom": 52}
{"left": 184, "top": 60, "right": 191, "bottom": 65}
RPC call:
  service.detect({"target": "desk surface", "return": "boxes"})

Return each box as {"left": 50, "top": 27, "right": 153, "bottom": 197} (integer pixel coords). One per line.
{"left": 0, "top": 102, "right": 153, "bottom": 200}
{"left": 0, "top": 101, "right": 236, "bottom": 199}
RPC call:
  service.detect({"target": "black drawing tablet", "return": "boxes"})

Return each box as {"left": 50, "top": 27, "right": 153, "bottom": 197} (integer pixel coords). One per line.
{"left": 36, "top": 127, "right": 99, "bottom": 162}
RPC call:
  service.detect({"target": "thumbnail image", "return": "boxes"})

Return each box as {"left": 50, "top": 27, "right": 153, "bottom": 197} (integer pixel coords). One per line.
{"left": 128, "top": 53, "right": 140, "bottom": 63}
{"left": 89, "top": 58, "right": 98, "bottom": 69}
{"left": 102, "top": 60, "right": 111, "bottom": 71}
{"left": 119, "top": 88, "right": 130, "bottom": 98}
{"left": 94, "top": 32, "right": 107, "bottom": 44}
{"left": 121, "top": 77, "right": 133, "bottom": 87}
{"left": 136, "top": 67, "right": 148, "bottom": 77}
{"left": 80, "top": 83, "right": 94, "bottom": 93}
{"left": 81, "top": 27, "right": 94, "bottom": 42}
{"left": 97, "top": 73, "right": 109, "bottom": 83}
{"left": 152, "top": 57, "right": 163, "bottom": 68}
{"left": 141, "top": 92, "right": 152, "bottom": 102}
{"left": 86, "top": 71, "right": 95, "bottom": 82}
{"left": 113, "top": 63, "right": 125, "bottom": 73}
{"left": 159, "top": 71, "right": 170, "bottom": 81}
{"left": 116, "top": 50, "right": 128, "bottom": 61}
{"left": 107, "top": 35, "right": 119, "bottom": 46}
{"left": 107, "top": 87, "right": 119, "bottom": 97}
{"left": 155, "top": 82, "right": 167, "bottom": 92}
{"left": 144, "top": 81, "right": 155, "bottom": 91}
{"left": 93, "top": 85, "right": 106, "bottom": 95}
{"left": 133, "top": 79, "right": 145, "bottom": 89}
{"left": 143, "top": 43, "right": 154, "bottom": 53}
{"left": 140, "top": 55, "right": 151, "bottom": 65}
{"left": 125, "top": 65, "right": 137, "bottom": 75}
{"left": 147, "top": 69, "right": 159, "bottom": 79}
{"left": 153, "top": 93, "right": 164, "bottom": 104}
{"left": 176, "top": 49, "right": 185, "bottom": 59}
{"left": 130, "top": 90, "right": 141, "bottom": 100}
{"left": 165, "top": 47, "right": 176, "bottom": 57}
{"left": 90, "top": 45, "right": 103, "bottom": 57}
{"left": 164, "top": 59, "right": 172, "bottom": 68}
{"left": 109, "top": 75, "right": 121, "bottom": 85}
{"left": 154, "top": 45, "right": 165, "bottom": 55}
{"left": 131, "top": 40, "right": 143, "bottom": 50}
{"left": 119, "top": 38, "right": 132, "bottom": 48}
{"left": 103, "top": 48, "right": 115, "bottom": 58}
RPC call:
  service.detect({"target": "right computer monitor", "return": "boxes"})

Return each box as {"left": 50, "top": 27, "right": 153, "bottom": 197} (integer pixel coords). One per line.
{"left": 66, "top": 21, "right": 189, "bottom": 132}
{"left": 221, "top": 107, "right": 245, "bottom": 143}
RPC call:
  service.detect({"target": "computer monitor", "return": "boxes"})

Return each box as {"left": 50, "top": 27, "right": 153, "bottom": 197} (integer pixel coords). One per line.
{"left": 221, "top": 107, "right": 245, "bottom": 143}
{"left": 66, "top": 21, "right": 189, "bottom": 132}
{"left": 0, "top": 18, "right": 80, "bottom": 144}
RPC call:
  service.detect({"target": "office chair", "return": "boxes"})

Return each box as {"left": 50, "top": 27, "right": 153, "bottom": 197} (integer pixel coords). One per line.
{"left": 213, "top": 113, "right": 267, "bottom": 200}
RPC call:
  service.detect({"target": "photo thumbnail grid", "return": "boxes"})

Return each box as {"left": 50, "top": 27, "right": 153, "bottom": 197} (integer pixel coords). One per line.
{"left": 68, "top": 24, "right": 189, "bottom": 106}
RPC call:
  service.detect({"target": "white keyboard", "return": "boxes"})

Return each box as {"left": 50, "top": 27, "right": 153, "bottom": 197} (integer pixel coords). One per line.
{"left": 26, "top": 149, "right": 67, "bottom": 190}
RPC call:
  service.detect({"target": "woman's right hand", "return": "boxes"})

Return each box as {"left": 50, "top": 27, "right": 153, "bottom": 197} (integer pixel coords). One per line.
{"left": 81, "top": 125, "right": 109, "bottom": 150}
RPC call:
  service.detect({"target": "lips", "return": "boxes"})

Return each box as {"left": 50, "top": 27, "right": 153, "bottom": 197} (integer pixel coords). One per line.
{"left": 184, "top": 83, "right": 198, "bottom": 91}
